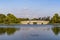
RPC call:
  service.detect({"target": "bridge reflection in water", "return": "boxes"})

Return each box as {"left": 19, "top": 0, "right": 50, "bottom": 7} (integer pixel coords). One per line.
{"left": 0, "top": 26, "right": 60, "bottom": 36}
{"left": 0, "top": 25, "right": 60, "bottom": 40}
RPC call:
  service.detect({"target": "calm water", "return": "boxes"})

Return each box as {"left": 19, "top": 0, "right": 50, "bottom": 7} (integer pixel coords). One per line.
{"left": 0, "top": 24, "right": 60, "bottom": 40}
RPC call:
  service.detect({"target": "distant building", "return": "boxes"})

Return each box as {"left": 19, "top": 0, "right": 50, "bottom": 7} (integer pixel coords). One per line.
{"left": 21, "top": 20, "right": 49, "bottom": 24}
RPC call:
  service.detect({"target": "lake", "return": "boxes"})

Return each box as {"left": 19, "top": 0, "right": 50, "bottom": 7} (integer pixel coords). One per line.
{"left": 0, "top": 24, "right": 60, "bottom": 40}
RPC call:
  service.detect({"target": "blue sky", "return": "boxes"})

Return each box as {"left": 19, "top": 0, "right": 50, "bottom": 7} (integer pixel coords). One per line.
{"left": 0, "top": 0, "right": 60, "bottom": 18}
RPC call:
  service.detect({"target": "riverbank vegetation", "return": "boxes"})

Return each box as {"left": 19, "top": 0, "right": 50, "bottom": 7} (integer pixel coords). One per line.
{"left": 0, "top": 13, "right": 60, "bottom": 24}
{"left": 49, "top": 13, "right": 60, "bottom": 24}
{"left": 0, "top": 13, "right": 30, "bottom": 24}
{"left": 0, "top": 13, "right": 20, "bottom": 24}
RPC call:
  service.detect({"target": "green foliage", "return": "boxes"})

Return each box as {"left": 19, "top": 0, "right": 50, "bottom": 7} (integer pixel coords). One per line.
{"left": 0, "top": 13, "right": 30, "bottom": 24}
{"left": 1, "top": 13, "right": 60, "bottom": 24}
{"left": 18, "top": 18, "right": 29, "bottom": 21}
{"left": 31, "top": 16, "right": 50, "bottom": 21}
{"left": 0, "top": 14, "right": 6, "bottom": 23}
{"left": 49, "top": 13, "right": 60, "bottom": 23}
{"left": 0, "top": 13, "right": 21, "bottom": 24}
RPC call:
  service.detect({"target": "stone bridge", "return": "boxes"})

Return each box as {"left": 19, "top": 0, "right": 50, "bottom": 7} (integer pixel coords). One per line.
{"left": 21, "top": 20, "right": 49, "bottom": 24}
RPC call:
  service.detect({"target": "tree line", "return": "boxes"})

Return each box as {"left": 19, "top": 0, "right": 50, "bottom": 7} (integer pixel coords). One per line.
{"left": 0, "top": 13, "right": 20, "bottom": 24}
{"left": 0, "top": 13, "right": 59, "bottom": 24}
{"left": 30, "top": 13, "right": 60, "bottom": 24}
{"left": 31, "top": 16, "right": 50, "bottom": 21}
{"left": 0, "top": 13, "right": 30, "bottom": 24}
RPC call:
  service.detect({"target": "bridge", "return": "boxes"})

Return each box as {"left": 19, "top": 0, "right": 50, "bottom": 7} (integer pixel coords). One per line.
{"left": 21, "top": 20, "right": 49, "bottom": 24}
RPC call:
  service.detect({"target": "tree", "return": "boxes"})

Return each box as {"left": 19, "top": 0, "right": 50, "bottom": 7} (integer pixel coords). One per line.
{"left": 0, "top": 14, "right": 6, "bottom": 23}
{"left": 38, "top": 17, "right": 41, "bottom": 20}
{"left": 6, "top": 13, "right": 20, "bottom": 24}
{"left": 50, "top": 13, "right": 60, "bottom": 23}
{"left": 7, "top": 13, "right": 16, "bottom": 19}
{"left": 45, "top": 16, "right": 50, "bottom": 21}
{"left": 3, "top": 13, "right": 21, "bottom": 24}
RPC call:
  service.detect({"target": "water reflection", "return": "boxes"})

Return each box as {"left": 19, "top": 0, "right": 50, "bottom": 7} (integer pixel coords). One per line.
{"left": 0, "top": 28, "right": 20, "bottom": 35}
{"left": 0, "top": 25, "right": 60, "bottom": 40}
{"left": 52, "top": 27, "right": 60, "bottom": 35}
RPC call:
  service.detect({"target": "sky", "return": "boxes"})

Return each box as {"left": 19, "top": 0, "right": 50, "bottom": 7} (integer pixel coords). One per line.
{"left": 0, "top": 0, "right": 60, "bottom": 18}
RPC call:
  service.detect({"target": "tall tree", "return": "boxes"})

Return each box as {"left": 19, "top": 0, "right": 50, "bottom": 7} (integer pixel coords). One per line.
{"left": 0, "top": 14, "right": 6, "bottom": 23}
{"left": 50, "top": 13, "right": 60, "bottom": 23}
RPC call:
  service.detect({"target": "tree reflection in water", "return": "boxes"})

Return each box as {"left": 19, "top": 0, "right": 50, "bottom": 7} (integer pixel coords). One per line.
{"left": 0, "top": 27, "right": 20, "bottom": 35}
{"left": 52, "top": 27, "right": 60, "bottom": 35}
